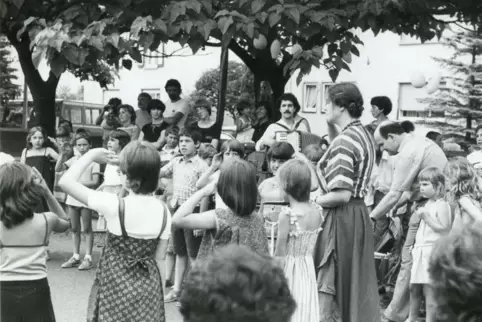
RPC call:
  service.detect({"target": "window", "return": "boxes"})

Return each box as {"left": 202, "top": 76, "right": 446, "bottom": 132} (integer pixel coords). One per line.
{"left": 139, "top": 44, "right": 165, "bottom": 69}
{"left": 102, "top": 89, "right": 120, "bottom": 105}
{"left": 141, "top": 88, "right": 161, "bottom": 100}
{"left": 302, "top": 83, "right": 320, "bottom": 113}
{"left": 69, "top": 108, "right": 82, "bottom": 124}
{"left": 398, "top": 82, "right": 445, "bottom": 119}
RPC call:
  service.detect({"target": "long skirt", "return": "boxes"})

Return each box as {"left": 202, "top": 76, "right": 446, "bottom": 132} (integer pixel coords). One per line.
{"left": 316, "top": 198, "right": 381, "bottom": 322}
{"left": 1, "top": 278, "right": 56, "bottom": 322}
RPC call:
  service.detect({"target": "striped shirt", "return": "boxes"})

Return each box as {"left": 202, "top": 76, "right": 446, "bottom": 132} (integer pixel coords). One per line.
{"left": 317, "top": 120, "right": 376, "bottom": 199}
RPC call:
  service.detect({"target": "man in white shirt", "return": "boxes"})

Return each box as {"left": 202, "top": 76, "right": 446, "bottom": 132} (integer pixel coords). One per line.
{"left": 163, "top": 79, "right": 190, "bottom": 129}
{"left": 255, "top": 93, "right": 310, "bottom": 151}
{"left": 135, "top": 92, "right": 152, "bottom": 129}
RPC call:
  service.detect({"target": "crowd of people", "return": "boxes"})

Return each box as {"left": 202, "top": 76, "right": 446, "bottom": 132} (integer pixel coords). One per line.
{"left": 0, "top": 80, "right": 481, "bottom": 322}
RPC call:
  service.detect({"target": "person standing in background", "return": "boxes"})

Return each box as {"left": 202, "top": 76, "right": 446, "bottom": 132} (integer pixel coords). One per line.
{"left": 366, "top": 96, "right": 392, "bottom": 135}
{"left": 135, "top": 92, "right": 152, "bottom": 129}
{"left": 163, "top": 79, "right": 190, "bottom": 129}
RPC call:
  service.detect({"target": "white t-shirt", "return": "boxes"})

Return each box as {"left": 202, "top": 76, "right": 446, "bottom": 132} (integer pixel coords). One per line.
{"left": 88, "top": 191, "right": 171, "bottom": 240}
{"left": 163, "top": 98, "right": 189, "bottom": 128}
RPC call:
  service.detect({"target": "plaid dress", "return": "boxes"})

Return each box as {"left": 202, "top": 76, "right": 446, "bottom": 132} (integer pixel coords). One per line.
{"left": 87, "top": 198, "right": 167, "bottom": 322}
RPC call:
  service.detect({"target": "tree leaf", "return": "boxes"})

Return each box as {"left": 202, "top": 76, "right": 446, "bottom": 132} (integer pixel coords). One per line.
{"left": 288, "top": 8, "right": 300, "bottom": 24}
{"left": 122, "top": 59, "right": 133, "bottom": 70}
{"left": 268, "top": 13, "right": 281, "bottom": 27}
{"left": 350, "top": 45, "right": 360, "bottom": 56}
{"left": 186, "top": 0, "right": 202, "bottom": 13}
{"left": 188, "top": 38, "right": 204, "bottom": 54}
{"left": 184, "top": 20, "right": 194, "bottom": 34}
{"left": 214, "top": 9, "right": 230, "bottom": 19}
{"left": 50, "top": 55, "right": 66, "bottom": 78}
{"left": 31, "top": 47, "right": 43, "bottom": 69}
{"left": 63, "top": 45, "right": 80, "bottom": 65}
{"left": 259, "top": 12, "right": 268, "bottom": 24}
{"left": 247, "top": 22, "right": 255, "bottom": 39}
{"left": 204, "top": 21, "right": 217, "bottom": 40}
{"left": 329, "top": 68, "right": 339, "bottom": 82}
{"left": 341, "top": 61, "right": 351, "bottom": 72}
{"left": 218, "top": 16, "right": 234, "bottom": 34}
{"left": 130, "top": 47, "right": 143, "bottom": 63}
{"left": 89, "top": 35, "right": 105, "bottom": 51}
{"left": 312, "top": 46, "right": 323, "bottom": 58}
{"left": 16, "top": 16, "right": 36, "bottom": 40}
{"left": 131, "top": 16, "right": 148, "bottom": 38}
{"left": 199, "top": 0, "right": 212, "bottom": 14}
{"left": 106, "top": 33, "right": 120, "bottom": 48}
{"left": 251, "top": 0, "right": 265, "bottom": 14}
{"left": 170, "top": 4, "right": 186, "bottom": 23}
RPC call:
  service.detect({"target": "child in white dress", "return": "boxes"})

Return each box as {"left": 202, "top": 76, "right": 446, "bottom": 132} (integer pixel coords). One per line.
{"left": 408, "top": 167, "right": 452, "bottom": 322}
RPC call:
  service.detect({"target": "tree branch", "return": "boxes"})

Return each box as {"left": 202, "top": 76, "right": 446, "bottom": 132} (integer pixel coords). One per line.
{"left": 227, "top": 40, "right": 256, "bottom": 72}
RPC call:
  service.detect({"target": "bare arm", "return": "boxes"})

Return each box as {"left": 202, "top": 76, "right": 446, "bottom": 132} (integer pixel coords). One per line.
{"left": 315, "top": 189, "right": 353, "bottom": 208}
{"left": 154, "top": 238, "right": 168, "bottom": 285}
{"left": 171, "top": 189, "right": 217, "bottom": 230}
{"left": 80, "top": 173, "right": 101, "bottom": 189}
{"left": 274, "top": 209, "right": 290, "bottom": 257}
{"left": 46, "top": 147, "right": 59, "bottom": 162}
{"left": 370, "top": 190, "right": 403, "bottom": 220}
{"left": 459, "top": 196, "right": 482, "bottom": 222}
{"left": 152, "top": 130, "right": 167, "bottom": 150}
{"left": 55, "top": 153, "right": 69, "bottom": 172}
{"left": 164, "top": 112, "right": 184, "bottom": 125}
{"left": 419, "top": 202, "right": 451, "bottom": 233}
{"left": 196, "top": 167, "right": 217, "bottom": 189}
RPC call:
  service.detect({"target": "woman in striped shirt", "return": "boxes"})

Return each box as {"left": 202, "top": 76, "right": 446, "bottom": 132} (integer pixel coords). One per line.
{"left": 314, "top": 83, "right": 380, "bottom": 322}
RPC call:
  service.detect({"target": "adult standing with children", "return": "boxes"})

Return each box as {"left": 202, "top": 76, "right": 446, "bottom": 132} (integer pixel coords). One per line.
{"left": 371, "top": 121, "right": 448, "bottom": 322}
{"left": 313, "top": 83, "right": 380, "bottom": 322}
{"left": 163, "top": 79, "right": 190, "bottom": 129}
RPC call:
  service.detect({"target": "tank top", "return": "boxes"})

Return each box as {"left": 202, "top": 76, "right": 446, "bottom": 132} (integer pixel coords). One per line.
{"left": 0, "top": 214, "right": 49, "bottom": 281}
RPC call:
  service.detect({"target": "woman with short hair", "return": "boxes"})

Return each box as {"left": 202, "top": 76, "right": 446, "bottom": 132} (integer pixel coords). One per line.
{"left": 118, "top": 104, "right": 141, "bottom": 141}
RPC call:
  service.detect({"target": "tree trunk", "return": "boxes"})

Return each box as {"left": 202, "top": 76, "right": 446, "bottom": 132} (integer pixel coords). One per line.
{"left": 7, "top": 31, "right": 60, "bottom": 137}
{"left": 268, "top": 77, "right": 288, "bottom": 121}
{"left": 214, "top": 40, "right": 229, "bottom": 139}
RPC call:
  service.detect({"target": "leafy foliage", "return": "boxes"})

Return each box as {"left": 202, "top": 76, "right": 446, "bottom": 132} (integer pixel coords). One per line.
{"left": 420, "top": 24, "right": 482, "bottom": 141}
{"left": 0, "top": 36, "right": 21, "bottom": 103}
{"left": 189, "top": 61, "right": 254, "bottom": 117}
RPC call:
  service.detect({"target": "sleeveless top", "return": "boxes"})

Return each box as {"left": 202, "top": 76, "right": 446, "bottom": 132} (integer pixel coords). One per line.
{"left": 191, "top": 122, "right": 218, "bottom": 144}
{"left": 0, "top": 214, "right": 49, "bottom": 281}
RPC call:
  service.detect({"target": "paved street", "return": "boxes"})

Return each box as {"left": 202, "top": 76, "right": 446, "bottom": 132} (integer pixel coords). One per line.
{"left": 47, "top": 232, "right": 182, "bottom": 322}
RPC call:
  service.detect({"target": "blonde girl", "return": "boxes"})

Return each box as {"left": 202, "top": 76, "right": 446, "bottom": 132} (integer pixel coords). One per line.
{"left": 408, "top": 167, "right": 452, "bottom": 322}
{"left": 444, "top": 156, "right": 482, "bottom": 233}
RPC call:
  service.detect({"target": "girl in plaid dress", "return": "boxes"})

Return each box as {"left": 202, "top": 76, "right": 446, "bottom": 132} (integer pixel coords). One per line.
{"left": 59, "top": 141, "right": 171, "bottom": 322}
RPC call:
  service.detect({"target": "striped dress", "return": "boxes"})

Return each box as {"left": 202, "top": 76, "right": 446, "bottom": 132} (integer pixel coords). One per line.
{"left": 315, "top": 120, "right": 381, "bottom": 322}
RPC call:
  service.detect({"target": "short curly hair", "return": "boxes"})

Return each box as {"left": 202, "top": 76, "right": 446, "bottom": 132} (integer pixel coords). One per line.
{"left": 179, "top": 245, "right": 296, "bottom": 322}
{"left": 429, "top": 222, "right": 482, "bottom": 322}
{"left": 0, "top": 162, "right": 44, "bottom": 229}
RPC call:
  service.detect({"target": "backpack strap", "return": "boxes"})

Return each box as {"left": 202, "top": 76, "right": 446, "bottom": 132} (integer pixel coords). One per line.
{"left": 117, "top": 196, "right": 128, "bottom": 237}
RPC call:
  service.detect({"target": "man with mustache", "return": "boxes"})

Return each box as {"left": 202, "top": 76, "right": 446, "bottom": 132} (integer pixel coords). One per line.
{"left": 163, "top": 79, "right": 190, "bottom": 129}
{"left": 255, "top": 93, "right": 310, "bottom": 151}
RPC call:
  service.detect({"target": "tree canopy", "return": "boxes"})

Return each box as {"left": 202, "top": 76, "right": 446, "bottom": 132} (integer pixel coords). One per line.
{"left": 0, "top": 36, "right": 20, "bottom": 103}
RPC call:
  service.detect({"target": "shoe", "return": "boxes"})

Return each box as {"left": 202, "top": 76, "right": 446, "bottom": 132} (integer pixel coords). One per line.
{"left": 61, "top": 256, "right": 81, "bottom": 268}
{"left": 164, "top": 289, "right": 180, "bottom": 303}
{"left": 78, "top": 258, "right": 93, "bottom": 271}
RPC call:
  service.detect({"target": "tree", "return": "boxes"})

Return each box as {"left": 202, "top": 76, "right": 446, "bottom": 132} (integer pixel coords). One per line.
{"left": 0, "top": 0, "right": 169, "bottom": 135}
{"left": 4, "top": 0, "right": 482, "bottom": 134}
{"left": 56, "top": 84, "right": 83, "bottom": 100}
{"left": 0, "top": 36, "right": 20, "bottom": 103}
{"left": 420, "top": 23, "right": 482, "bottom": 143}
{"left": 189, "top": 61, "right": 254, "bottom": 117}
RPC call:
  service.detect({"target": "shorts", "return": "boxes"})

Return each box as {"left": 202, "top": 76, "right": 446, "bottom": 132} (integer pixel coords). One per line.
{"left": 171, "top": 206, "right": 202, "bottom": 258}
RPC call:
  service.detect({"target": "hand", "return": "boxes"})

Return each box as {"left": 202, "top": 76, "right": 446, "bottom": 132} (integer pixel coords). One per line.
{"left": 211, "top": 152, "right": 223, "bottom": 170}
{"left": 202, "top": 181, "right": 217, "bottom": 197}
{"left": 88, "top": 148, "right": 116, "bottom": 164}
{"left": 60, "top": 142, "right": 73, "bottom": 155}
{"left": 32, "top": 167, "right": 49, "bottom": 193}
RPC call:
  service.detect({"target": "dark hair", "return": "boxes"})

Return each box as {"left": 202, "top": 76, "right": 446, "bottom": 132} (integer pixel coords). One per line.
{"left": 277, "top": 93, "right": 301, "bottom": 114}
{"left": 147, "top": 99, "right": 166, "bottom": 115}
{"left": 58, "top": 119, "right": 73, "bottom": 132}
{"left": 165, "top": 126, "right": 180, "bottom": 138}
{"left": 179, "top": 128, "right": 202, "bottom": 144}
{"left": 429, "top": 222, "right": 482, "bottom": 322}
{"left": 327, "top": 83, "right": 364, "bottom": 118}
{"left": 220, "top": 139, "right": 245, "bottom": 159}
{"left": 179, "top": 245, "right": 296, "bottom": 322}
{"left": 165, "top": 79, "right": 182, "bottom": 91}
{"left": 194, "top": 98, "right": 212, "bottom": 116}
{"left": 26, "top": 126, "right": 48, "bottom": 149}
{"left": 278, "top": 159, "right": 311, "bottom": 202}
{"left": 109, "top": 129, "right": 131, "bottom": 149}
{"left": 56, "top": 125, "right": 70, "bottom": 138}
{"left": 267, "top": 142, "right": 295, "bottom": 161}
{"left": 236, "top": 100, "right": 251, "bottom": 114}
{"left": 370, "top": 96, "right": 392, "bottom": 116}
{"left": 426, "top": 131, "right": 441, "bottom": 142}
{"left": 75, "top": 127, "right": 90, "bottom": 136}
{"left": 73, "top": 132, "right": 91, "bottom": 145}
{"left": 302, "top": 144, "right": 325, "bottom": 163}
{"left": 0, "top": 163, "right": 44, "bottom": 229}
{"left": 378, "top": 121, "right": 406, "bottom": 139}
{"left": 400, "top": 120, "right": 415, "bottom": 133}
{"left": 475, "top": 124, "right": 482, "bottom": 136}
{"left": 107, "top": 97, "right": 122, "bottom": 109}
{"left": 217, "top": 159, "right": 258, "bottom": 216}
{"left": 256, "top": 100, "right": 272, "bottom": 120}
{"left": 418, "top": 167, "right": 446, "bottom": 198}
{"left": 138, "top": 92, "right": 152, "bottom": 100}
{"left": 118, "top": 104, "right": 136, "bottom": 124}
{"left": 119, "top": 141, "right": 161, "bottom": 194}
